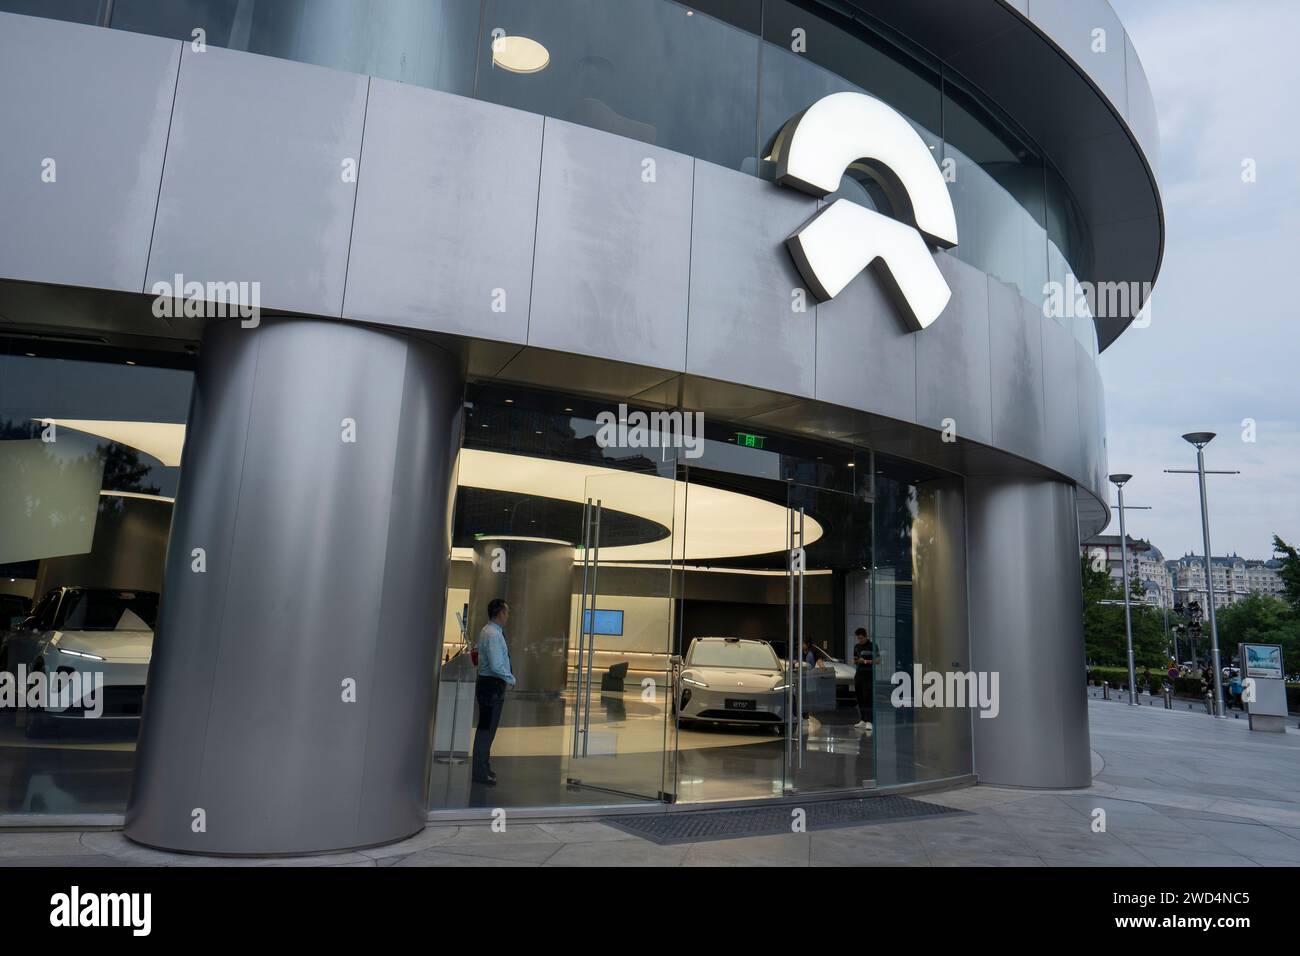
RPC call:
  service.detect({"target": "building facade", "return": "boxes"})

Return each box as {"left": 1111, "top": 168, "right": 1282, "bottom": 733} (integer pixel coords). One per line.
{"left": 0, "top": 0, "right": 1161, "bottom": 854}
{"left": 1167, "top": 554, "right": 1286, "bottom": 610}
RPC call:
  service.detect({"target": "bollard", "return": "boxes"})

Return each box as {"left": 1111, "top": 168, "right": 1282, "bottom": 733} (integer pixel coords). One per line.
{"left": 1163, "top": 686, "right": 1172, "bottom": 709}
{"left": 1103, "top": 681, "right": 1110, "bottom": 701}
{"left": 1204, "top": 691, "right": 1217, "bottom": 716}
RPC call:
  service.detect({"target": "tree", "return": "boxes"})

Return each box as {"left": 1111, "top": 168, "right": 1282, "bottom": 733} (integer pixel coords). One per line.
{"left": 1080, "top": 557, "right": 1167, "bottom": 671}
{"left": 1272, "top": 534, "right": 1300, "bottom": 613}
{"left": 1216, "top": 592, "right": 1300, "bottom": 670}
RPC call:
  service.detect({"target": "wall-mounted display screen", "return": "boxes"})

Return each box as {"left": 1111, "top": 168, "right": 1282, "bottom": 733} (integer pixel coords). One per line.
{"left": 583, "top": 608, "right": 624, "bottom": 636}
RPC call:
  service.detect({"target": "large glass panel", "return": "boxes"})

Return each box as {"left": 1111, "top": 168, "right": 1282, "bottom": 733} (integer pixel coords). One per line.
{"left": 0, "top": 0, "right": 104, "bottom": 25}
{"left": 942, "top": 70, "right": 1048, "bottom": 309}
{"left": 0, "top": 339, "right": 192, "bottom": 814}
{"left": 428, "top": 385, "right": 681, "bottom": 809}
{"left": 758, "top": 0, "right": 941, "bottom": 202}
{"left": 783, "top": 481, "right": 876, "bottom": 795}
{"left": 111, "top": 0, "right": 481, "bottom": 94}
{"left": 564, "top": 468, "right": 678, "bottom": 801}
{"left": 869, "top": 458, "right": 974, "bottom": 786}
{"left": 477, "top": 0, "right": 760, "bottom": 170}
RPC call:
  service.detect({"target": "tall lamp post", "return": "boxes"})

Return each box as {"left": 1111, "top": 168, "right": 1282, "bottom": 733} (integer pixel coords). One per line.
{"left": 1165, "top": 433, "right": 1237, "bottom": 719}
{"left": 1109, "top": 474, "right": 1138, "bottom": 704}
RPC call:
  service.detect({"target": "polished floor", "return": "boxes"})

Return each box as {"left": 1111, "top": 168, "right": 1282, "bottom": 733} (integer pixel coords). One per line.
{"left": 429, "top": 683, "right": 879, "bottom": 808}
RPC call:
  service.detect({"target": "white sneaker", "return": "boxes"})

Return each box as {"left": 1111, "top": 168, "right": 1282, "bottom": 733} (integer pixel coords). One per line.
{"left": 853, "top": 720, "right": 867, "bottom": 729}
{"left": 864, "top": 722, "right": 873, "bottom": 733}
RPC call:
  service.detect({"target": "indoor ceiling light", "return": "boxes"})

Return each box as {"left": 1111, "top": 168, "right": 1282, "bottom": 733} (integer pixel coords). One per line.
{"left": 492, "top": 35, "right": 550, "bottom": 74}
{"left": 37, "top": 419, "right": 185, "bottom": 467}
{"left": 61, "top": 424, "right": 824, "bottom": 563}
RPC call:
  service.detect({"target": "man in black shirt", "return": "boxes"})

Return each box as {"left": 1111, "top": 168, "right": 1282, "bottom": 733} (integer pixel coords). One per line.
{"left": 852, "top": 627, "right": 876, "bottom": 732}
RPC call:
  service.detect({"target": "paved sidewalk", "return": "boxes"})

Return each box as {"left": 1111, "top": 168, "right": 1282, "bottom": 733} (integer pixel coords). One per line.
{"left": 2, "top": 699, "right": 1299, "bottom": 867}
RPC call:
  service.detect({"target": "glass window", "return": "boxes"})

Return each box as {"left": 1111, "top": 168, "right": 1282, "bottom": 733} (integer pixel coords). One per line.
{"left": 0, "top": 0, "right": 104, "bottom": 26}
{"left": 477, "top": 0, "right": 760, "bottom": 170}
{"left": 111, "top": 0, "right": 481, "bottom": 95}
{"left": 942, "top": 70, "right": 1048, "bottom": 308}
{"left": 0, "top": 338, "right": 192, "bottom": 814}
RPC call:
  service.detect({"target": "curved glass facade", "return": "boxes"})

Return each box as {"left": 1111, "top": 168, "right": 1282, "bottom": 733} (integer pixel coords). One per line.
{"left": 11, "top": 0, "right": 1099, "bottom": 354}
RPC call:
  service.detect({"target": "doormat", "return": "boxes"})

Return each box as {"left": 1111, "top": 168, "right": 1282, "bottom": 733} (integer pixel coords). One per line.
{"left": 605, "top": 795, "right": 966, "bottom": 845}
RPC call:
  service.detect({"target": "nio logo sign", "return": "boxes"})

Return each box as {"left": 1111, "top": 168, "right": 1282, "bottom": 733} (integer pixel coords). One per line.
{"left": 772, "top": 92, "right": 958, "bottom": 331}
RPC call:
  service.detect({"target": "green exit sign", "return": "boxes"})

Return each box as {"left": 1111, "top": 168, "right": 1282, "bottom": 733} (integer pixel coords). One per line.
{"left": 736, "top": 432, "right": 765, "bottom": 449}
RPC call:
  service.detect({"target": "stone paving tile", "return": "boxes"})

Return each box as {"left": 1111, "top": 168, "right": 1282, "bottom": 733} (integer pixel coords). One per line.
{"left": 392, "top": 848, "right": 548, "bottom": 867}
{"left": 0, "top": 831, "right": 90, "bottom": 857}
{"left": 437, "top": 824, "right": 562, "bottom": 848}
{"left": 1133, "top": 848, "right": 1263, "bottom": 867}
{"left": 1172, "top": 819, "right": 1300, "bottom": 862}
{"left": 542, "top": 841, "right": 689, "bottom": 867}
{"left": 357, "top": 825, "right": 461, "bottom": 860}
{"left": 0, "top": 854, "right": 149, "bottom": 867}
{"left": 408, "top": 842, "right": 563, "bottom": 865}
{"left": 682, "top": 833, "right": 811, "bottom": 867}
{"left": 534, "top": 821, "right": 640, "bottom": 843}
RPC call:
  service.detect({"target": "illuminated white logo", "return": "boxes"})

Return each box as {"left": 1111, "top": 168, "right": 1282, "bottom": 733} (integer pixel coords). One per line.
{"left": 772, "top": 92, "right": 958, "bottom": 330}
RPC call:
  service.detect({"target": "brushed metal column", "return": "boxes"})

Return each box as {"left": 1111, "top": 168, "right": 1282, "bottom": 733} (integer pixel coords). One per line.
{"left": 125, "top": 317, "right": 463, "bottom": 854}
{"left": 466, "top": 537, "right": 574, "bottom": 695}
{"left": 966, "top": 477, "right": 1091, "bottom": 788}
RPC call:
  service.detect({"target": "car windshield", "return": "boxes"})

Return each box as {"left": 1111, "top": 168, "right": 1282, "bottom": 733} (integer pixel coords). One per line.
{"left": 56, "top": 590, "right": 159, "bottom": 631}
{"left": 688, "top": 640, "right": 779, "bottom": 670}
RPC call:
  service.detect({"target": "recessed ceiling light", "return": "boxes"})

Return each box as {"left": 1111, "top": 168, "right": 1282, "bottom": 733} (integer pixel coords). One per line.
{"left": 493, "top": 35, "right": 550, "bottom": 74}
{"left": 504, "top": 399, "right": 514, "bottom": 404}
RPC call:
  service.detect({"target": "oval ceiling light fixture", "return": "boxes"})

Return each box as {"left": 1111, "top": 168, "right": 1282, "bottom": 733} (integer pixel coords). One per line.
{"left": 492, "top": 35, "right": 550, "bottom": 74}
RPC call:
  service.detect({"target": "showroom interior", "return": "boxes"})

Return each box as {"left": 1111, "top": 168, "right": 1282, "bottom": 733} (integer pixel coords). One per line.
{"left": 0, "top": 0, "right": 1160, "bottom": 853}
{"left": 0, "top": 356, "right": 969, "bottom": 814}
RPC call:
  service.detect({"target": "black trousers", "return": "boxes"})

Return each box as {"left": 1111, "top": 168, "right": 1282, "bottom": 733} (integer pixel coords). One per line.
{"left": 854, "top": 669, "right": 873, "bottom": 722}
{"left": 472, "top": 676, "right": 506, "bottom": 779}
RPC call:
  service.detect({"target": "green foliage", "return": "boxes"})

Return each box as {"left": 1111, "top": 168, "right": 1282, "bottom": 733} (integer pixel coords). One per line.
{"left": 1215, "top": 592, "right": 1300, "bottom": 670}
{"left": 1080, "top": 556, "right": 1168, "bottom": 668}
{"left": 1272, "top": 535, "right": 1300, "bottom": 613}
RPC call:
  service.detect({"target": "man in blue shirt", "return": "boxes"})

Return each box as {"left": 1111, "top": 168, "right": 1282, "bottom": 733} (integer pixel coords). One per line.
{"left": 472, "top": 598, "right": 515, "bottom": 785}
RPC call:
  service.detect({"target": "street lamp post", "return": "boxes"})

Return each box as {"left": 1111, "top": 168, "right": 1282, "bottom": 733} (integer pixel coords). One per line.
{"left": 1170, "top": 433, "right": 1230, "bottom": 718}
{"left": 1109, "top": 475, "right": 1138, "bottom": 703}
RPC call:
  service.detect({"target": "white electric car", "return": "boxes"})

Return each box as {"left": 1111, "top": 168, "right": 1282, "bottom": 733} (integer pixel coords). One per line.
{"left": 674, "top": 637, "right": 790, "bottom": 731}
{"left": 0, "top": 586, "right": 157, "bottom": 736}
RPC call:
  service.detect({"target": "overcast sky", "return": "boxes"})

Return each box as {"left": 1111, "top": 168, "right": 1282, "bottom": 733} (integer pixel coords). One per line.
{"left": 1097, "top": 0, "right": 1299, "bottom": 561}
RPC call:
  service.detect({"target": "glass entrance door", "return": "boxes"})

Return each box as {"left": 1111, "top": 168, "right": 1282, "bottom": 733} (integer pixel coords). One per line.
{"left": 565, "top": 467, "right": 679, "bottom": 802}
{"left": 783, "top": 481, "right": 876, "bottom": 794}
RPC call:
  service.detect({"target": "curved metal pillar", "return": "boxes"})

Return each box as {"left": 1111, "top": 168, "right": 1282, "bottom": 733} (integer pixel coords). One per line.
{"left": 966, "top": 477, "right": 1091, "bottom": 788}
{"left": 466, "top": 537, "right": 573, "bottom": 695}
{"left": 125, "top": 317, "right": 463, "bottom": 854}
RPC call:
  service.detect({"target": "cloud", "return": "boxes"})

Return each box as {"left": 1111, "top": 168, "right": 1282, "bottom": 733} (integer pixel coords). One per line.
{"left": 1100, "top": 0, "right": 1300, "bottom": 557}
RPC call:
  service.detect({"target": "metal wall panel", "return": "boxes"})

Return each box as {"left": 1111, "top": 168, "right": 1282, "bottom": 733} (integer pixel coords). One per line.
{"left": 915, "top": 254, "right": 992, "bottom": 445}
{"left": 815, "top": 264, "right": 918, "bottom": 425}
{"left": 1076, "top": 343, "right": 1108, "bottom": 497}
{"left": 987, "top": 278, "right": 1047, "bottom": 463}
{"left": 686, "top": 160, "right": 817, "bottom": 398}
{"left": 1040, "top": 315, "right": 1084, "bottom": 483}
{"left": 0, "top": 13, "right": 178, "bottom": 292}
{"left": 527, "top": 119, "right": 692, "bottom": 372}
{"left": 343, "top": 80, "right": 543, "bottom": 342}
{"left": 966, "top": 476, "right": 1090, "bottom": 788}
{"left": 146, "top": 46, "right": 367, "bottom": 317}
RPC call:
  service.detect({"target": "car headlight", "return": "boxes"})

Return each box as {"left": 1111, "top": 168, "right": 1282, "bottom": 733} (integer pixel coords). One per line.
{"left": 54, "top": 647, "right": 105, "bottom": 662}
{"left": 681, "top": 675, "right": 709, "bottom": 689}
